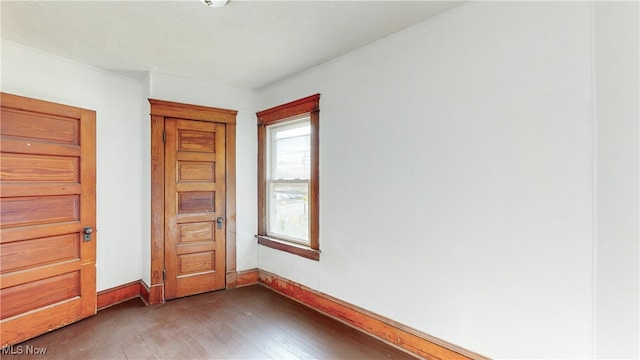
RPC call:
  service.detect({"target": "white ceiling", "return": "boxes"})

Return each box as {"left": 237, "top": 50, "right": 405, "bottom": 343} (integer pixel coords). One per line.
{"left": 1, "top": 1, "right": 462, "bottom": 90}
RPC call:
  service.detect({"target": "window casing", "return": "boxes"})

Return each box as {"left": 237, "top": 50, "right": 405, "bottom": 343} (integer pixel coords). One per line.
{"left": 256, "top": 94, "right": 320, "bottom": 260}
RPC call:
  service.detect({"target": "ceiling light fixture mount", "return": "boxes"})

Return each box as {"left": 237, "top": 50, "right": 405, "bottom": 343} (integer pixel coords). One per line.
{"left": 201, "top": 0, "right": 228, "bottom": 7}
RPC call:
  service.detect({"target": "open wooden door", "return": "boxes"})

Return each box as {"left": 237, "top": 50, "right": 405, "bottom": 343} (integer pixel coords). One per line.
{"left": 164, "top": 118, "right": 226, "bottom": 299}
{"left": 0, "top": 93, "right": 97, "bottom": 347}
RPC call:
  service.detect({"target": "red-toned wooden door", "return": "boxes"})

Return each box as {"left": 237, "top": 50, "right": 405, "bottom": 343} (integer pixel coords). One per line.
{"left": 0, "top": 93, "right": 97, "bottom": 347}
{"left": 164, "top": 118, "right": 226, "bottom": 299}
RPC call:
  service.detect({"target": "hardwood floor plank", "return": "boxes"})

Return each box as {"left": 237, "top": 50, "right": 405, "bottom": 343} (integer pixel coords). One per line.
{"left": 118, "top": 335, "right": 160, "bottom": 360}
{"left": 245, "top": 286, "right": 406, "bottom": 359}
{"left": 221, "top": 310, "right": 304, "bottom": 359}
{"left": 7, "top": 285, "right": 416, "bottom": 359}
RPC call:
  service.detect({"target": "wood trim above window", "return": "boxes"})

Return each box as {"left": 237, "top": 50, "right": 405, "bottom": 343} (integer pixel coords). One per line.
{"left": 256, "top": 94, "right": 320, "bottom": 260}
{"left": 257, "top": 94, "right": 320, "bottom": 125}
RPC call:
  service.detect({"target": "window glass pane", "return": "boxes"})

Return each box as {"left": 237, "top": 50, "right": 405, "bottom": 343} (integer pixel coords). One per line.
{"left": 267, "top": 182, "right": 309, "bottom": 243}
{"left": 269, "top": 121, "right": 310, "bottom": 180}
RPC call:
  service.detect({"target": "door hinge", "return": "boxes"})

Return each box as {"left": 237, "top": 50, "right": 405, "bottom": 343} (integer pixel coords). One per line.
{"left": 163, "top": 269, "right": 166, "bottom": 281}
{"left": 162, "top": 131, "right": 166, "bottom": 144}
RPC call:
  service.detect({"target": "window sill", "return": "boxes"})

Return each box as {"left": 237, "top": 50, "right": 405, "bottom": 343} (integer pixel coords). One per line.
{"left": 256, "top": 235, "right": 320, "bottom": 261}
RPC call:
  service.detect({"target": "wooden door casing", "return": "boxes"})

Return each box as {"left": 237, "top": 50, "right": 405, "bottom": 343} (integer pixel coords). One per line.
{"left": 164, "top": 118, "right": 226, "bottom": 299}
{"left": 0, "top": 93, "right": 97, "bottom": 347}
{"left": 149, "top": 99, "right": 237, "bottom": 304}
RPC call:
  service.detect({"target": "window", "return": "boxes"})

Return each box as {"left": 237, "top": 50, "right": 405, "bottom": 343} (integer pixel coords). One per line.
{"left": 267, "top": 119, "right": 311, "bottom": 243}
{"left": 256, "top": 94, "right": 320, "bottom": 260}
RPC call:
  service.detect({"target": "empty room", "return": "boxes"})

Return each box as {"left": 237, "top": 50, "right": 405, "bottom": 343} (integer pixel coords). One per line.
{"left": 1, "top": 1, "right": 638, "bottom": 359}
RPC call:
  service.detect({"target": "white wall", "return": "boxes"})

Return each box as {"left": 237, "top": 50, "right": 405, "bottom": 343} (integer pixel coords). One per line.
{"left": 1, "top": 40, "right": 144, "bottom": 292}
{"left": 148, "top": 72, "right": 259, "bottom": 272}
{"left": 258, "top": 2, "right": 599, "bottom": 358}
{"left": 594, "top": 1, "right": 640, "bottom": 358}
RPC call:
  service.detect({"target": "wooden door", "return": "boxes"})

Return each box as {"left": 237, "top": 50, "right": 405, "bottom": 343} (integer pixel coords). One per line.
{"left": 0, "top": 93, "right": 97, "bottom": 347}
{"left": 164, "top": 118, "right": 226, "bottom": 299}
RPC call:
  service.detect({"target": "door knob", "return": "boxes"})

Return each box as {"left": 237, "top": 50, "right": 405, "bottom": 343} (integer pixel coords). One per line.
{"left": 83, "top": 226, "right": 93, "bottom": 242}
{"left": 216, "top": 217, "right": 224, "bottom": 229}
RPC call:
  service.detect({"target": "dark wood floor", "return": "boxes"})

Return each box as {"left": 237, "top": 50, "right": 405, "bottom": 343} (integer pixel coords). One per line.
{"left": 6, "top": 285, "right": 416, "bottom": 359}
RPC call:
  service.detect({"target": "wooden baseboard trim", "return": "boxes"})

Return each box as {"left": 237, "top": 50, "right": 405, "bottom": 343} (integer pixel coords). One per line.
{"left": 237, "top": 268, "right": 259, "bottom": 287}
{"left": 141, "top": 282, "right": 164, "bottom": 305}
{"left": 226, "top": 270, "right": 238, "bottom": 289}
{"left": 139, "top": 281, "right": 150, "bottom": 305}
{"left": 258, "top": 270, "right": 486, "bottom": 360}
{"left": 97, "top": 280, "right": 142, "bottom": 310}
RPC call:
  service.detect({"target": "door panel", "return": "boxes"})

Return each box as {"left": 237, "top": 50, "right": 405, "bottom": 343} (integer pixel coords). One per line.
{"left": 2, "top": 195, "right": 80, "bottom": 226}
{"left": 165, "top": 119, "right": 225, "bottom": 299}
{"left": 1, "top": 153, "right": 80, "bottom": 182}
{"left": 0, "top": 93, "right": 96, "bottom": 347}
{"left": 0, "top": 109, "right": 79, "bottom": 143}
{"left": 1, "top": 272, "right": 80, "bottom": 319}
{"left": 1, "top": 234, "right": 80, "bottom": 273}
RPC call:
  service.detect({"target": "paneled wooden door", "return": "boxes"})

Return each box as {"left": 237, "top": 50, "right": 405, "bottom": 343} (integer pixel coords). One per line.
{"left": 0, "top": 93, "right": 97, "bottom": 347}
{"left": 164, "top": 118, "right": 226, "bottom": 299}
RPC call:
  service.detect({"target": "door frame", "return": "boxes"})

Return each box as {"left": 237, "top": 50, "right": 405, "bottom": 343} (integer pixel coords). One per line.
{"left": 149, "top": 99, "right": 237, "bottom": 304}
